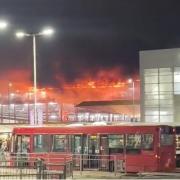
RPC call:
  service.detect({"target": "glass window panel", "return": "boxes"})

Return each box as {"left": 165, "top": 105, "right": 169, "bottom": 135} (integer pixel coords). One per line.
{"left": 174, "top": 74, "right": 180, "bottom": 82}
{"left": 142, "top": 134, "right": 153, "bottom": 150}
{"left": 16, "top": 135, "right": 30, "bottom": 153}
{"left": 160, "top": 115, "right": 173, "bottom": 123}
{"left": 145, "top": 100, "right": 159, "bottom": 106}
{"left": 126, "top": 134, "right": 141, "bottom": 154}
{"left": 144, "top": 68, "right": 158, "bottom": 75}
{"left": 52, "top": 135, "right": 67, "bottom": 152}
{"left": 174, "top": 82, "right": 180, "bottom": 94}
{"left": 145, "top": 84, "right": 158, "bottom": 93}
{"left": 160, "top": 107, "right": 173, "bottom": 115}
{"left": 144, "top": 76, "right": 158, "bottom": 84}
{"left": 74, "top": 136, "right": 81, "bottom": 154}
{"left": 21, "top": 136, "right": 30, "bottom": 153}
{"left": 159, "top": 83, "right": 173, "bottom": 92}
{"left": 159, "top": 75, "right": 172, "bottom": 83}
{"left": 145, "top": 116, "right": 159, "bottom": 123}
{"left": 34, "top": 135, "right": 50, "bottom": 152}
{"left": 161, "top": 134, "right": 174, "bottom": 145}
{"left": 145, "top": 94, "right": 159, "bottom": 100}
{"left": 174, "top": 67, "right": 180, "bottom": 82}
{"left": 159, "top": 94, "right": 173, "bottom": 99}
{"left": 108, "top": 135, "right": 124, "bottom": 148}
{"left": 160, "top": 99, "right": 173, "bottom": 106}
{"left": 145, "top": 108, "right": 159, "bottom": 115}
{"left": 159, "top": 68, "right": 172, "bottom": 75}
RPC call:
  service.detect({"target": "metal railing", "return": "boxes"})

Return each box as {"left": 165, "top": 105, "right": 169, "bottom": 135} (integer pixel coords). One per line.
{"left": 0, "top": 152, "right": 125, "bottom": 178}
{"left": 0, "top": 153, "right": 73, "bottom": 179}
{"left": 73, "top": 154, "right": 126, "bottom": 174}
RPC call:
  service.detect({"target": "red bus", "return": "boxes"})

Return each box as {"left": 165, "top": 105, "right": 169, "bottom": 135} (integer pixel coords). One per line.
{"left": 10, "top": 124, "right": 176, "bottom": 172}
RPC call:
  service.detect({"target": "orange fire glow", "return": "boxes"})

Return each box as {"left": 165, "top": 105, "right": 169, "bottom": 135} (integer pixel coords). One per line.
{"left": 0, "top": 68, "right": 140, "bottom": 104}
{"left": 54, "top": 68, "right": 140, "bottom": 104}
{"left": 0, "top": 69, "right": 32, "bottom": 94}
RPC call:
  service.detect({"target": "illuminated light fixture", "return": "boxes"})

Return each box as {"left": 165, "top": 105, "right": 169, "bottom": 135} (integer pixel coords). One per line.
{"left": 10, "top": 93, "right": 15, "bottom": 97}
{"left": 50, "top": 115, "right": 57, "bottom": 119}
{"left": 48, "top": 102, "right": 56, "bottom": 105}
{"left": 0, "top": 20, "right": 8, "bottom": 29}
{"left": 40, "top": 27, "right": 54, "bottom": 36}
{"left": 128, "top": 78, "right": 133, "bottom": 83}
{"left": 15, "top": 31, "right": 26, "bottom": 38}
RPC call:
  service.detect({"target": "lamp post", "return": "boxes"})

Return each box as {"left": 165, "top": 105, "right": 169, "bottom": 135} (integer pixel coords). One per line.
{"left": 128, "top": 79, "right": 135, "bottom": 121}
{"left": 15, "top": 27, "right": 54, "bottom": 125}
{"left": 8, "top": 82, "right": 12, "bottom": 122}
{"left": 0, "top": 20, "right": 8, "bottom": 123}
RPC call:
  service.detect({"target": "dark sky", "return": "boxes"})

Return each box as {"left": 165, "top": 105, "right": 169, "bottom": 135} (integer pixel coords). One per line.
{"left": 0, "top": 0, "right": 180, "bottom": 86}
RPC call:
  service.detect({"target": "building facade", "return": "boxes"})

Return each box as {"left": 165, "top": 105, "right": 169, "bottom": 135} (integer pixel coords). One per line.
{"left": 71, "top": 100, "right": 140, "bottom": 122}
{"left": 140, "top": 48, "right": 180, "bottom": 123}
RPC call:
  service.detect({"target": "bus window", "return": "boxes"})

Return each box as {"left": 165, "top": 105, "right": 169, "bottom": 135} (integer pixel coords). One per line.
{"left": 89, "top": 135, "right": 99, "bottom": 154}
{"left": 67, "top": 135, "right": 72, "bottom": 152}
{"left": 74, "top": 136, "right": 82, "bottom": 154}
{"left": 108, "top": 135, "right": 124, "bottom": 153}
{"left": 83, "top": 136, "right": 88, "bottom": 154}
{"left": 22, "top": 136, "right": 30, "bottom": 153}
{"left": 126, "top": 134, "right": 141, "bottom": 154}
{"left": 161, "top": 134, "right": 174, "bottom": 146}
{"left": 16, "top": 135, "right": 30, "bottom": 153}
{"left": 160, "top": 127, "right": 174, "bottom": 146}
{"left": 142, "top": 134, "right": 153, "bottom": 150}
{"left": 34, "top": 135, "right": 49, "bottom": 152}
{"left": 52, "top": 135, "right": 67, "bottom": 152}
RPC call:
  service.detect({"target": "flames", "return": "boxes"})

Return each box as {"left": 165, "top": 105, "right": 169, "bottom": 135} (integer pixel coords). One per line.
{"left": 54, "top": 68, "right": 140, "bottom": 104}
{"left": 0, "top": 68, "right": 140, "bottom": 104}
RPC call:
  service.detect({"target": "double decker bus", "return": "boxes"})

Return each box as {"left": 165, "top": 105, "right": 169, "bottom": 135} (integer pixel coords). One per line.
{"left": 10, "top": 124, "right": 175, "bottom": 172}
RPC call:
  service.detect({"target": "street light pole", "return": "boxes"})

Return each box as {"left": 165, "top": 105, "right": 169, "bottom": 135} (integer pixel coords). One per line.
{"left": 8, "top": 82, "right": 12, "bottom": 123}
{"left": 16, "top": 27, "right": 54, "bottom": 125}
{"left": 132, "top": 81, "right": 135, "bottom": 120}
{"left": 33, "top": 34, "right": 37, "bottom": 125}
{"left": 128, "top": 79, "right": 135, "bottom": 121}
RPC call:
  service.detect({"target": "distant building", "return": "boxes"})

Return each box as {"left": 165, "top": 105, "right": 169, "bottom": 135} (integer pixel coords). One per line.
{"left": 140, "top": 48, "right": 180, "bottom": 123}
{"left": 67, "top": 100, "right": 140, "bottom": 122}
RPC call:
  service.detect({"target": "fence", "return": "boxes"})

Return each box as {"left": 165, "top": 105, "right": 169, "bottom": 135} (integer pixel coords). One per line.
{"left": 73, "top": 154, "right": 126, "bottom": 174}
{"left": 0, "top": 154, "right": 73, "bottom": 179}
{"left": 0, "top": 153, "right": 124, "bottom": 179}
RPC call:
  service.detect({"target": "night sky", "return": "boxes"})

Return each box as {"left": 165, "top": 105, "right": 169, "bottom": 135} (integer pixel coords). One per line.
{"left": 0, "top": 0, "right": 180, "bottom": 87}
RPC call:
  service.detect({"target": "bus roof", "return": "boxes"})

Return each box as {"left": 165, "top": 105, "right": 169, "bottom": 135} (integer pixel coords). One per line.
{"left": 12, "top": 124, "right": 172, "bottom": 135}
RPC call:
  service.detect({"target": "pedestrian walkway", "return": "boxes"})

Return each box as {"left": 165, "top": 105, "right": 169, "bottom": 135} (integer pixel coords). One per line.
{"left": 73, "top": 171, "right": 123, "bottom": 179}
{"left": 72, "top": 171, "right": 180, "bottom": 179}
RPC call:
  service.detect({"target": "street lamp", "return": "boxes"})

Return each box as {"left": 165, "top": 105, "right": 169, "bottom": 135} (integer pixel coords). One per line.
{"left": 0, "top": 20, "right": 8, "bottom": 30}
{"left": 15, "top": 27, "right": 54, "bottom": 125}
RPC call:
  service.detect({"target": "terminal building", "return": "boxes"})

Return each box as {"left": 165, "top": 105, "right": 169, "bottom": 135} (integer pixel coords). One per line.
{"left": 140, "top": 48, "right": 180, "bottom": 123}
{"left": 70, "top": 100, "right": 140, "bottom": 122}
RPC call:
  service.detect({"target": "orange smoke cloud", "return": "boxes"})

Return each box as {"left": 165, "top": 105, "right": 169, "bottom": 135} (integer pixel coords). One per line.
{"left": 0, "top": 69, "right": 32, "bottom": 94}
{"left": 0, "top": 68, "right": 140, "bottom": 104}
{"left": 54, "top": 68, "right": 140, "bottom": 104}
